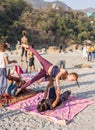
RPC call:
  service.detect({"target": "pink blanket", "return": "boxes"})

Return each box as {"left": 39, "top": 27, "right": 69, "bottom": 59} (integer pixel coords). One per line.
{"left": 6, "top": 92, "right": 94, "bottom": 122}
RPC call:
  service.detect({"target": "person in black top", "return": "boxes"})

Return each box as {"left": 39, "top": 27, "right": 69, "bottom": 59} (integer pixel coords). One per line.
{"left": 37, "top": 77, "right": 71, "bottom": 112}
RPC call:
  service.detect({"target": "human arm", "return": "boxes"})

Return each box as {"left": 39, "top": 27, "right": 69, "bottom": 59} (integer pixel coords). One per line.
{"left": 4, "top": 56, "right": 17, "bottom": 64}
{"left": 22, "top": 44, "right": 29, "bottom": 52}
{"left": 51, "top": 87, "right": 61, "bottom": 108}
{"left": 43, "top": 76, "right": 54, "bottom": 99}
{"left": 51, "top": 70, "right": 66, "bottom": 108}
{"left": 55, "top": 71, "right": 62, "bottom": 87}
{"left": 43, "top": 85, "right": 49, "bottom": 99}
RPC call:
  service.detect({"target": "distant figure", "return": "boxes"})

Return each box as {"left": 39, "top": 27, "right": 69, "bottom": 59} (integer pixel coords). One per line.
{"left": 21, "top": 30, "right": 28, "bottom": 62}
{"left": 59, "top": 44, "right": 63, "bottom": 53}
{"left": 87, "top": 44, "right": 93, "bottom": 61}
{"left": 0, "top": 43, "right": 17, "bottom": 95}
{"left": 82, "top": 44, "right": 88, "bottom": 60}
{"left": 28, "top": 44, "right": 35, "bottom": 72}
{"left": 55, "top": 60, "right": 66, "bottom": 69}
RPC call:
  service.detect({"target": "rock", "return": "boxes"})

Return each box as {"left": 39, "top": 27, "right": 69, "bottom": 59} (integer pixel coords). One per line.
{"left": 47, "top": 46, "right": 59, "bottom": 53}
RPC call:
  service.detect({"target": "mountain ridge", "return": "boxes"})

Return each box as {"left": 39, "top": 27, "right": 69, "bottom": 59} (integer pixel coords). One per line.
{"left": 25, "top": 0, "right": 71, "bottom": 10}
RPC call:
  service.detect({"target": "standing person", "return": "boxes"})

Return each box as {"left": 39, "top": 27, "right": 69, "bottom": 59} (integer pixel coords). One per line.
{"left": 16, "top": 44, "right": 79, "bottom": 95}
{"left": 0, "top": 43, "right": 17, "bottom": 96}
{"left": 87, "top": 44, "right": 92, "bottom": 61}
{"left": 21, "top": 30, "right": 28, "bottom": 62}
{"left": 28, "top": 44, "right": 35, "bottom": 73}
{"left": 59, "top": 44, "right": 63, "bottom": 53}
{"left": 82, "top": 44, "right": 88, "bottom": 60}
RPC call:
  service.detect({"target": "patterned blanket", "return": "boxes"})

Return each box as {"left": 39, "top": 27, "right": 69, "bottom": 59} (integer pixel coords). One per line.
{"left": 6, "top": 92, "right": 94, "bottom": 123}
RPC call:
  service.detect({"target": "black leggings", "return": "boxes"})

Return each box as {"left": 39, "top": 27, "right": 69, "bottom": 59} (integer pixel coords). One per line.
{"left": 21, "top": 47, "right": 27, "bottom": 57}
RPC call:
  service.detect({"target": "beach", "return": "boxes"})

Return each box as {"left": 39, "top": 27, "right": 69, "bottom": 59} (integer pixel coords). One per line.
{"left": 0, "top": 49, "right": 95, "bottom": 130}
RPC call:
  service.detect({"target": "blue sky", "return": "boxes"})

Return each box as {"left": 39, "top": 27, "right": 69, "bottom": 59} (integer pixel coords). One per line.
{"left": 44, "top": 0, "right": 95, "bottom": 9}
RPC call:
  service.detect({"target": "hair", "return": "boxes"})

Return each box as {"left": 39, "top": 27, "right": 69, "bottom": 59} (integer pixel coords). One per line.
{"left": 0, "top": 43, "right": 9, "bottom": 51}
{"left": 0, "top": 43, "right": 4, "bottom": 51}
{"left": 7, "top": 69, "right": 26, "bottom": 88}
{"left": 37, "top": 99, "right": 49, "bottom": 112}
{"left": 70, "top": 72, "right": 78, "bottom": 79}
{"left": 37, "top": 103, "right": 46, "bottom": 112}
{"left": 22, "top": 30, "right": 26, "bottom": 36}
{"left": 70, "top": 72, "right": 80, "bottom": 87}
{"left": 31, "top": 43, "right": 34, "bottom": 48}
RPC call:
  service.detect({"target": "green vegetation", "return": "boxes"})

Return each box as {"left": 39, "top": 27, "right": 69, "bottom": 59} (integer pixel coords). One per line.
{"left": 0, "top": 0, "right": 95, "bottom": 48}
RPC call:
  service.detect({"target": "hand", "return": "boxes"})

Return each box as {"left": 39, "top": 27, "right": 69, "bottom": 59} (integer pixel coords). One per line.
{"left": 22, "top": 44, "right": 28, "bottom": 49}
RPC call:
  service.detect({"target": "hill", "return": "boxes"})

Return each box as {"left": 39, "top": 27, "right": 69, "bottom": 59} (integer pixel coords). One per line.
{"left": 25, "top": 0, "right": 71, "bottom": 10}
{"left": 80, "top": 7, "right": 95, "bottom": 14}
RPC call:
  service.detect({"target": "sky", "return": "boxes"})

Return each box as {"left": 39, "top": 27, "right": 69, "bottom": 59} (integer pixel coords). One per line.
{"left": 44, "top": 0, "right": 95, "bottom": 9}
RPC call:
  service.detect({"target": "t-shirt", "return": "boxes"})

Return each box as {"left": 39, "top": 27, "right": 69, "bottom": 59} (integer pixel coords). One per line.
{"left": 0, "top": 52, "right": 8, "bottom": 68}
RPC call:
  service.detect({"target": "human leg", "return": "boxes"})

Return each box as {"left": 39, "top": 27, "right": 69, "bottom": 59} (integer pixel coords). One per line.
{"left": 29, "top": 47, "right": 52, "bottom": 73}
{"left": 21, "top": 47, "right": 24, "bottom": 62}
{"left": 21, "top": 69, "right": 46, "bottom": 90}
{"left": 29, "top": 57, "right": 35, "bottom": 72}
{"left": 0, "top": 68, "right": 7, "bottom": 95}
{"left": 25, "top": 50, "right": 27, "bottom": 62}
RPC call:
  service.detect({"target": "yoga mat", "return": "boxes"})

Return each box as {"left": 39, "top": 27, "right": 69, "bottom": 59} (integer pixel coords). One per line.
{"left": 6, "top": 92, "right": 94, "bottom": 123}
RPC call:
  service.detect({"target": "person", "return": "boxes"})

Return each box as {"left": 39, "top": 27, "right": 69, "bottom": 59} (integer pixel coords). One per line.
{"left": 21, "top": 30, "right": 28, "bottom": 62}
{"left": 16, "top": 44, "right": 79, "bottom": 96}
{"left": 28, "top": 44, "right": 35, "bottom": 72}
{"left": 37, "top": 77, "right": 71, "bottom": 112}
{"left": 82, "top": 44, "right": 88, "bottom": 60}
{"left": 59, "top": 44, "right": 63, "bottom": 53}
{"left": 5, "top": 70, "right": 26, "bottom": 96}
{"left": 87, "top": 44, "right": 93, "bottom": 61}
{"left": 55, "top": 59, "right": 66, "bottom": 69}
{"left": 0, "top": 43, "right": 17, "bottom": 96}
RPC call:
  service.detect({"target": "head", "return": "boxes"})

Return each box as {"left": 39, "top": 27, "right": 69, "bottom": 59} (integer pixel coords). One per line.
{"left": 0, "top": 43, "right": 10, "bottom": 51}
{"left": 67, "top": 72, "right": 80, "bottom": 87}
{"left": 0, "top": 43, "right": 4, "bottom": 51}
{"left": 37, "top": 102, "right": 46, "bottom": 112}
{"left": 37, "top": 99, "right": 49, "bottom": 112}
{"left": 67, "top": 72, "right": 78, "bottom": 81}
{"left": 22, "top": 30, "right": 26, "bottom": 36}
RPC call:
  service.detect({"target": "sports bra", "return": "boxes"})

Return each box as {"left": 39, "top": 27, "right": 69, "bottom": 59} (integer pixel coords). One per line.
{"left": 50, "top": 66, "right": 60, "bottom": 78}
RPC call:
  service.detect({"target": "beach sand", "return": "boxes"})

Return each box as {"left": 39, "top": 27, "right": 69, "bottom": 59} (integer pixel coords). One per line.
{"left": 0, "top": 50, "right": 95, "bottom": 130}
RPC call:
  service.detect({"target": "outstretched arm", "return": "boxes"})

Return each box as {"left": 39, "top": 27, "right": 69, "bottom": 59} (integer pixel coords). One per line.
{"left": 4, "top": 56, "right": 17, "bottom": 64}
{"left": 52, "top": 87, "right": 60, "bottom": 108}
{"left": 43, "top": 85, "right": 49, "bottom": 99}
{"left": 43, "top": 76, "right": 54, "bottom": 99}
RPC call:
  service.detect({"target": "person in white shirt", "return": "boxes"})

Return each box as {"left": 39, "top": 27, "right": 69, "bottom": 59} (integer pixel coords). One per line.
{"left": 0, "top": 43, "right": 17, "bottom": 96}
{"left": 82, "top": 44, "right": 88, "bottom": 59}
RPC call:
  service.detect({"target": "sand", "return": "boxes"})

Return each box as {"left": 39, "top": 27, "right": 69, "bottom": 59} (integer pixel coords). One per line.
{"left": 0, "top": 50, "right": 95, "bottom": 130}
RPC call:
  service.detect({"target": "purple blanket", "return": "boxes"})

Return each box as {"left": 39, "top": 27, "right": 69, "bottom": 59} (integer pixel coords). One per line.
{"left": 6, "top": 92, "right": 94, "bottom": 122}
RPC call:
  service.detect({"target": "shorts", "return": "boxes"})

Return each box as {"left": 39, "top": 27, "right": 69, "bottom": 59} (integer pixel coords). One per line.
{"left": 29, "top": 57, "right": 34, "bottom": 66}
